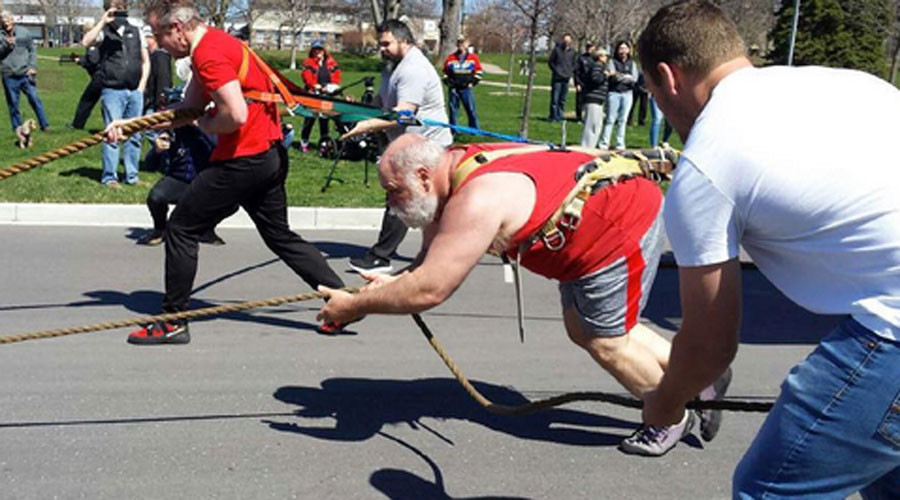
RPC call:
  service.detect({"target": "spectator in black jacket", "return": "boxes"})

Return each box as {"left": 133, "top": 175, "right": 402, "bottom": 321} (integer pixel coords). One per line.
{"left": 547, "top": 33, "right": 575, "bottom": 122}
{"left": 142, "top": 30, "right": 171, "bottom": 146}
{"left": 140, "top": 125, "right": 226, "bottom": 246}
{"left": 579, "top": 47, "right": 610, "bottom": 148}
{"left": 573, "top": 41, "right": 594, "bottom": 122}
{"left": 69, "top": 43, "right": 103, "bottom": 129}
{"left": 143, "top": 31, "right": 171, "bottom": 114}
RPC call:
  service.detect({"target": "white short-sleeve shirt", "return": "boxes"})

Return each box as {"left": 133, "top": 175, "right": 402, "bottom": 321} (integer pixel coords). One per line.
{"left": 665, "top": 66, "right": 900, "bottom": 340}
{"left": 378, "top": 46, "right": 452, "bottom": 146}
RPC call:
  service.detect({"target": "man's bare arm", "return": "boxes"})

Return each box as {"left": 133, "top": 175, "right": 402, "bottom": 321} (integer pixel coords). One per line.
{"left": 196, "top": 80, "right": 248, "bottom": 135}
{"left": 643, "top": 259, "right": 742, "bottom": 425}
{"left": 317, "top": 175, "right": 530, "bottom": 324}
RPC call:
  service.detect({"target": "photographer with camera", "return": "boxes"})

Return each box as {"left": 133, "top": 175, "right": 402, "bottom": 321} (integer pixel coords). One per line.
{"left": 82, "top": 0, "right": 150, "bottom": 189}
{"left": 1, "top": 12, "right": 49, "bottom": 133}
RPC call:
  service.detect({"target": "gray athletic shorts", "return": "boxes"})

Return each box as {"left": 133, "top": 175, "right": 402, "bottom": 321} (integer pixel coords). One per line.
{"left": 559, "top": 212, "right": 663, "bottom": 337}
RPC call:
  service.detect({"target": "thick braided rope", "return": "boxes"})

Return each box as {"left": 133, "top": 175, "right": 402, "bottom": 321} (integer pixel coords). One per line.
{"left": 0, "top": 286, "right": 360, "bottom": 345}
{"left": 411, "top": 314, "right": 774, "bottom": 415}
{"left": 0, "top": 108, "right": 205, "bottom": 181}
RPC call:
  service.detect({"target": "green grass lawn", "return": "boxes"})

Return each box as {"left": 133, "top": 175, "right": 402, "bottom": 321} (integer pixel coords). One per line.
{"left": 0, "top": 48, "right": 679, "bottom": 206}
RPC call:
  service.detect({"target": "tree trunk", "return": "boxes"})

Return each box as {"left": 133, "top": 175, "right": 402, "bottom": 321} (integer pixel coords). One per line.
{"left": 371, "top": 0, "right": 401, "bottom": 25}
{"left": 519, "top": 21, "right": 538, "bottom": 138}
{"left": 438, "top": 0, "right": 461, "bottom": 62}
{"left": 290, "top": 44, "right": 298, "bottom": 70}
{"left": 506, "top": 44, "right": 514, "bottom": 95}
{"left": 891, "top": 39, "right": 900, "bottom": 84}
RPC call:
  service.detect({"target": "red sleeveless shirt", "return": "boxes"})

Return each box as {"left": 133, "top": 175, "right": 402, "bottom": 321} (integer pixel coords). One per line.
{"left": 452, "top": 143, "right": 663, "bottom": 282}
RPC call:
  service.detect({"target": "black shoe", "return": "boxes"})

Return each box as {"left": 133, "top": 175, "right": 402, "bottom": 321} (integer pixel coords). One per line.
{"left": 349, "top": 254, "right": 393, "bottom": 274}
{"left": 139, "top": 231, "right": 165, "bottom": 246}
{"left": 199, "top": 232, "right": 226, "bottom": 246}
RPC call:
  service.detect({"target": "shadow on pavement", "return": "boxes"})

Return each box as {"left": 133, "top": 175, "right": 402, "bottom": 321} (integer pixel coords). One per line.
{"left": 370, "top": 430, "right": 533, "bottom": 500}
{"left": 264, "top": 377, "right": 638, "bottom": 447}
{"left": 644, "top": 266, "right": 842, "bottom": 344}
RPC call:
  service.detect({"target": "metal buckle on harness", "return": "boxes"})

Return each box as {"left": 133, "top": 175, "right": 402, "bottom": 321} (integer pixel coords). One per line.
{"left": 558, "top": 212, "right": 581, "bottom": 231}
{"left": 542, "top": 230, "right": 566, "bottom": 251}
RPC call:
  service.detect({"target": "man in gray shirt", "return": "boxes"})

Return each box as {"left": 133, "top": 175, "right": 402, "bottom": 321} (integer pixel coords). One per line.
{"left": 0, "top": 12, "right": 49, "bottom": 132}
{"left": 347, "top": 19, "right": 452, "bottom": 274}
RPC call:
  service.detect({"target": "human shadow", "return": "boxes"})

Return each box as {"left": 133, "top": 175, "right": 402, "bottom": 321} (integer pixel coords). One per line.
{"left": 370, "top": 430, "right": 532, "bottom": 500}
{"left": 264, "top": 377, "right": 645, "bottom": 447}
{"left": 642, "top": 256, "right": 841, "bottom": 344}
{"left": 58, "top": 165, "right": 101, "bottom": 182}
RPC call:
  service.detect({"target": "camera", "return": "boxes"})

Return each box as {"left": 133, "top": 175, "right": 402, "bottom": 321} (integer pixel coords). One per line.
{"left": 113, "top": 10, "right": 128, "bottom": 18}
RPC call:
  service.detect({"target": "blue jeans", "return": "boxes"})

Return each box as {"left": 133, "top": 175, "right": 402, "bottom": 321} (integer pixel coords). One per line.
{"left": 733, "top": 318, "right": 900, "bottom": 499}
{"left": 101, "top": 88, "right": 144, "bottom": 185}
{"left": 648, "top": 97, "right": 673, "bottom": 147}
{"left": 448, "top": 86, "right": 479, "bottom": 130}
{"left": 2, "top": 74, "right": 49, "bottom": 131}
{"left": 600, "top": 91, "right": 633, "bottom": 149}
{"left": 549, "top": 79, "right": 569, "bottom": 122}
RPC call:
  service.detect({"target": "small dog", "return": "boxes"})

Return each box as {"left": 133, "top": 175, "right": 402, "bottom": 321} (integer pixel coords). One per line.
{"left": 15, "top": 119, "right": 36, "bottom": 149}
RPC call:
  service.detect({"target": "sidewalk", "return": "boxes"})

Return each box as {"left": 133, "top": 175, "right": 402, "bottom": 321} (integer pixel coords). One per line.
{"left": 0, "top": 202, "right": 386, "bottom": 229}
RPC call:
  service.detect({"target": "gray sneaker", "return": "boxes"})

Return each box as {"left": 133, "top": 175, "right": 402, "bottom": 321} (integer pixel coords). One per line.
{"left": 619, "top": 410, "right": 696, "bottom": 457}
{"left": 697, "top": 367, "right": 733, "bottom": 442}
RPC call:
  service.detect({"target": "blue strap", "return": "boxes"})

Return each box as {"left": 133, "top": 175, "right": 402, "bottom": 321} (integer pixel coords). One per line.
{"left": 395, "top": 110, "right": 550, "bottom": 145}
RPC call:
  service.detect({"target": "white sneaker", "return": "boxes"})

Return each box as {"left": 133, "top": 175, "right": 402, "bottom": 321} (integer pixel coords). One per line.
{"left": 619, "top": 410, "right": 696, "bottom": 457}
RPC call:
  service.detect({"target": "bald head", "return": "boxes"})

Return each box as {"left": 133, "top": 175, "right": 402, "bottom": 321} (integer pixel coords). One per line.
{"left": 379, "top": 134, "right": 445, "bottom": 180}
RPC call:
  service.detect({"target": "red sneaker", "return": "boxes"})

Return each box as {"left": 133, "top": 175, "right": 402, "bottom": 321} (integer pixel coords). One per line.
{"left": 127, "top": 321, "right": 191, "bottom": 345}
{"left": 316, "top": 321, "right": 345, "bottom": 335}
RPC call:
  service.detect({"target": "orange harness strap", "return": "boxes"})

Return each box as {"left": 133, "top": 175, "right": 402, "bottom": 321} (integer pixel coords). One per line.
{"left": 238, "top": 43, "right": 299, "bottom": 115}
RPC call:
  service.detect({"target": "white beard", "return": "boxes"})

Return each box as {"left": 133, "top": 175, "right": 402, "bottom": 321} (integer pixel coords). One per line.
{"left": 390, "top": 191, "right": 438, "bottom": 229}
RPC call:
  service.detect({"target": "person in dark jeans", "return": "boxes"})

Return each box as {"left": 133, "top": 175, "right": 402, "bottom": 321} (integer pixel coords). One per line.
{"left": 111, "top": 2, "right": 346, "bottom": 344}
{"left": 0, "top": 12, "right": 49, "bottom": 132}
{"left": 69, "top": 46, "right": 103, "bottom": 130}
{"left": 442, "top": 36, "right": 483, "bottom": 129}
{"left": 547, "top": 33, "right": 575, "bottom": 122}
{"left": 140, "top": 125, "right": 226, "bottom": 246}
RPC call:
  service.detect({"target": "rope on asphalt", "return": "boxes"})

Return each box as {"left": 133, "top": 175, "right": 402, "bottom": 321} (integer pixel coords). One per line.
{"left": 411, "top": 314, "right": 774, "bottom": 415}
{"left": 0, "top": 108, "right": 205, "bottom": 181}
{"left": 0, "top": 287, "right": 360, "bottom": 345}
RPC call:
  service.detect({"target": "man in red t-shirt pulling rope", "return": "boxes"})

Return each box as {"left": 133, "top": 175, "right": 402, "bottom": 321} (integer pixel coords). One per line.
{"left": 317, "top": 133, "right": 731, "bottom": 457}
{"left": 104, "top": 0, "right": 346, "bottom": 344}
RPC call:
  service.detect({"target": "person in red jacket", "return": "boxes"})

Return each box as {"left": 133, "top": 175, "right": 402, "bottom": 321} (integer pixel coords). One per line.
{"left": 300, "top": 39, "right": 340, "bottom": 152}
{"left": 442, "top": 37, "right": 482, "bottom": 130}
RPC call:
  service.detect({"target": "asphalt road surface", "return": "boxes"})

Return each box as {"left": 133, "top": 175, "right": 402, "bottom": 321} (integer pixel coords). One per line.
{"left": 0, "top": 225, "right": 843, "bottom": 499}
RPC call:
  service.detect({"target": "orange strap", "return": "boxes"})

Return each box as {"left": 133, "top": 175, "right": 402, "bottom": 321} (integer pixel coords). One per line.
{"left": 238, "top": 43, "right": 298, "bottom": 115}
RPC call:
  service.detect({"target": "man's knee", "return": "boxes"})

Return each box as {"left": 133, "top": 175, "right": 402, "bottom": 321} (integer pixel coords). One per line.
{"left": 566, "top": 321, "right": 627, "bottom": 366}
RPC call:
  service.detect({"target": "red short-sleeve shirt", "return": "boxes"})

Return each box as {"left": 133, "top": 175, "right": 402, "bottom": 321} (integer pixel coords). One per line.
{"left": 192, "top": 28, "right": 282, "bottom": 162}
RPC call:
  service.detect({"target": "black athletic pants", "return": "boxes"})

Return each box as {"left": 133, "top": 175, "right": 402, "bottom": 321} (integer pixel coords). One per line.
{"left": 162, "top": 143, "right": 344, "bottom": 313}
{"left": 71, "top": 73, "right": 103, "bottom": 129}
{"left": 368, "top": 204, "right": 408, "bottom": 261}
{"left": 300, "top": 116, "right": 330, "bottom": 143}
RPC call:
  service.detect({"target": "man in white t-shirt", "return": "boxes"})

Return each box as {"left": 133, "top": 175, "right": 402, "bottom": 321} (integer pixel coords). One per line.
{"left": 343, "top": 19, "right": 452, "bottom": 278}
{"left": 637, "top": 1, "right": 900, "bottom": 498}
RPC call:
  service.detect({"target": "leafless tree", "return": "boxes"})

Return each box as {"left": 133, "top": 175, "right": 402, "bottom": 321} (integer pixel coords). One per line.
{"left": 510, "top": 0, "right": 553, "bottom": 137}
{"left": 714, "top": 0, "right": 776, "bottom": 50}
{"left": 58, "top": 0, "right": 90, "bottom": 45}
{"left": 464, "top": 0, "right": 526, "bottom": 92}
{"left": 370, "top": 0, "right": 401, "bottom": 24}
{"left": 279, "top": 0, "right": 314, "bottom": 68}
{"left": 194, "top": 0, "right": 231, "bottom": 27}
{"left": 437, "top": 0, "right": 461, "bottom": 61}
{"left": 550, "top": 0, "right": 661, "bottom": 50}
